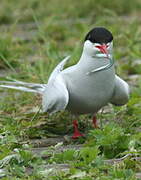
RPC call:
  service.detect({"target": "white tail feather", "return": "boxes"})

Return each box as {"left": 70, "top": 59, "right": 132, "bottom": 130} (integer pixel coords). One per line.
{"left": 0, "top": 80, "right": 47, "bottom": 94}
{"left": 0, "top": 56, "right": 70, "bottom": 94}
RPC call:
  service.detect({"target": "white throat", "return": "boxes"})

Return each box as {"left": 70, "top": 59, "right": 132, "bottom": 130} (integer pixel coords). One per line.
{"left": 93, "top": 53, "right": 112, "bottom": 59}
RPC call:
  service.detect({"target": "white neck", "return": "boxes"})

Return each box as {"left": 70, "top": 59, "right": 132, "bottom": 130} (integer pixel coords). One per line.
{"left": 76, "top": 50, "right": 114, "bottom": 75}
{"left": 78, "top": 50, "right": 112, "bottom": 63}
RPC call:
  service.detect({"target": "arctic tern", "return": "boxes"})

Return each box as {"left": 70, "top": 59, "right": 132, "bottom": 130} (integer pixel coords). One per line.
{"left": 0, "top": 27, "right": 130, "bottom": 138}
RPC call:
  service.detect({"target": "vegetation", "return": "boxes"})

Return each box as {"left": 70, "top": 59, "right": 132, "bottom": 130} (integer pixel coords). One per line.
{"left": 0, "top": 0, "right": 141, "bottom": 179}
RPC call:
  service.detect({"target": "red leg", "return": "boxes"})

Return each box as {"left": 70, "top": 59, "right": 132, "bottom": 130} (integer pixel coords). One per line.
{"left": 93, "top": 116, "right": 98, "bottom": 128}
{"left": 72, "top": 120, "right": 84, "bottom": 139}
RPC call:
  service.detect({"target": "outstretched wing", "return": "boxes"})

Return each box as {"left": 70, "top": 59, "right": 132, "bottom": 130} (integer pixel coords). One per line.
{"left": 110, "top": 75, "right": 130, "bottom": 106}
{"left": 48, "top": 56, "right": 70, "bottom": 83}
{"left": 0, "top": 56, "right": 70, "bottom": 113}
{"left": 42, "top": 56, "right": 70, "bottom": 113}
{"left": 42, "top": 75, "right": 69, "bottom": 114}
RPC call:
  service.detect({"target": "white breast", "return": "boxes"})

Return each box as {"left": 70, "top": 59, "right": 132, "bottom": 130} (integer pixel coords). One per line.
{"left": 62, "top": 57, "right": 115, "bottom": 114}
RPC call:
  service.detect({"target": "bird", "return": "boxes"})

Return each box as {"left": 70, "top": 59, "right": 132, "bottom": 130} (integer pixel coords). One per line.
{"left": 0, "top": 27, "right": 130, "bottom": 139}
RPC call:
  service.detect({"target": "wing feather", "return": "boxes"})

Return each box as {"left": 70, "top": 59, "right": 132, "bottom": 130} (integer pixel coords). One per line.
{"left": 110, "top": 75, "right": 130, "bottom": 106}
{"left": 42, "top": 75, "right": 69, "bottom": 113}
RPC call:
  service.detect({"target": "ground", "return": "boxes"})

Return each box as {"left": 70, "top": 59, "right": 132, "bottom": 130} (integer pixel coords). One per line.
{"left": 0, "top": 0, "right": 141, "bottom": 179}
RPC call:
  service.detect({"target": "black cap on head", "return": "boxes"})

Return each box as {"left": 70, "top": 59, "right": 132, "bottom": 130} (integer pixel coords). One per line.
{"left": 85, "top": 27, "right": 113, "bottom": 44}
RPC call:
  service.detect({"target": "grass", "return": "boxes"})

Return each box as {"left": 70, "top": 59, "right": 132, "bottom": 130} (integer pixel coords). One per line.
{"left": 0, "top": 0, "right": 141, "bottom": 179}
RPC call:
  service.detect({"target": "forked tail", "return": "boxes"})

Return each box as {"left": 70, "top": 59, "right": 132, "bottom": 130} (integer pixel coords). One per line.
{"left": 0, "top": 78, "right": 46, "bottom": 94}
{"left": 0, "top": 56, "right": 70, "bottom": 94}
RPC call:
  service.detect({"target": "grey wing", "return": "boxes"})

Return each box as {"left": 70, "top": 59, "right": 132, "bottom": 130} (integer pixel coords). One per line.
{"left": 42, "top": 75, "right": 69, "bottom": 114}
{"left": 110, "top": 75, "right": 130, "bottom": 106}
{"left": 42, "top": 56, "right": 70, "bottom": 113}
{"left": 48, "top": 56, "right": 70, "bottom": 83}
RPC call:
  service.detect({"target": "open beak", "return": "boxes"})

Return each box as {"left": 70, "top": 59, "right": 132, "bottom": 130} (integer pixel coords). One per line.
{"left": 95, "top": 44, "right": 109, "bottom": 58}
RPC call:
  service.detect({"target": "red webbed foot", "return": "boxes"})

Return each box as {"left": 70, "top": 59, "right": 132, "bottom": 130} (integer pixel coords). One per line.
{"left": 93, "top": 116, "right": 99, "bottom": 128}
{"left": 72, "top": 120, "right": 84, "bottom": 139}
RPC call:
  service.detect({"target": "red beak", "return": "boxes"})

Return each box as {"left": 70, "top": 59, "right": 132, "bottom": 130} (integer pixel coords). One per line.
{"left": 95, "top": 44, "right": 109, "bottom": 57}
